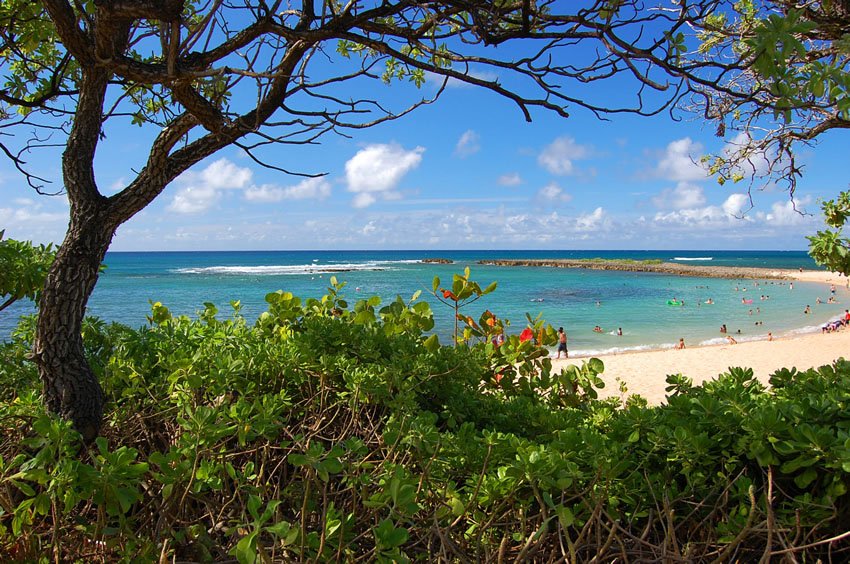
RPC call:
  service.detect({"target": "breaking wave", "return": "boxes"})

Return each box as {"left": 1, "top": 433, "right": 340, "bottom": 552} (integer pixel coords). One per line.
{"left": 173, "top": 260, "right": 421, "bottom": 276}
{"left": 672, "top": 257, "right": 713, "bottom": 261}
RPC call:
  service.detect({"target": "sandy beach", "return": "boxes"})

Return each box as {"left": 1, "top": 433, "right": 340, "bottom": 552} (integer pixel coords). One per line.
{"left": 551, "top": 268, "right": 850, "bottom": 404}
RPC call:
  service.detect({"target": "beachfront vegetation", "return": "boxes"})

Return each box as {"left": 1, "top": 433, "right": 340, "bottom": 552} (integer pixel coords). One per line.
{"left": 809, "top": 191, "right": 850, "bottom": 277}
{"left": 0, "top": 233, "right": 56, "bottom": 313}
{"left": 1, "top": 0, "right": 739, "bottom": 438}
{"left": 581, "top": 258, "right": 664, "bottom": 265}
{"left": 4, "top": 0, "right": 847, "bottom": 438}
{"left": 2, "top": 278, "right": 849, "bottom": 561}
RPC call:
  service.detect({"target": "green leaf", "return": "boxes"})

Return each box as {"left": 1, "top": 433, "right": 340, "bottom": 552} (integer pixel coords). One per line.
{"left": 794, "top": 468, "right": 819, "bottom": 488}
{"left": 556, "top": 505, "right": 575, "bottom": 528}
{"left": 374, "top": 518, "right": 408, "bottom": 548}
{"left": 232, "top": 530, "right": 258, "bottom": 564}
{"left": 423, "top": 334, "right": 440, "bottom": 352}
{"left": 288, "top": 454, "right": 309, "bottom": 467}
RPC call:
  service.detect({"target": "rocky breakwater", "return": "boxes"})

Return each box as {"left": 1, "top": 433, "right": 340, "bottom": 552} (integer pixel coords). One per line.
{"left": 477, "top": 259, "right": 797, "bottom": 280}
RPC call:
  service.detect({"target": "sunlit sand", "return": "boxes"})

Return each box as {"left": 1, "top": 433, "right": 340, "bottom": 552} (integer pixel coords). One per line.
{"left": 551, "top": 269, "right": 850, "bottom": 404}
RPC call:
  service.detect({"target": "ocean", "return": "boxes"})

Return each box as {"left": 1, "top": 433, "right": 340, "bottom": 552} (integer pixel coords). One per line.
{"left": 2, "top": 250, "right": 845, "bottom": 356}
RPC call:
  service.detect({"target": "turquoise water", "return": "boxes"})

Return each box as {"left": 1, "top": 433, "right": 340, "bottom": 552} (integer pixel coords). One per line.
{"left": 2, "top": 250, "right": 846, "bottom": 355}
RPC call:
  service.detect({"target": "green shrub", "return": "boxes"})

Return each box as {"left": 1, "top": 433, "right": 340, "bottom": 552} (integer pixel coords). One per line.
{"left": 1, "top": 280, "right": 848, "bottom": 561}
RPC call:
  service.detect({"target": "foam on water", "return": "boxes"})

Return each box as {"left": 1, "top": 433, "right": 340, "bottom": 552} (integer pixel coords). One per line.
{"left": 553, "top": 343, "right": 675, "bottom": 358}
{"left": 672, "top": 257, "right": 713, "bottom": 261}
{"left": 173, "top": 260, "right": 421, "bottom": 276}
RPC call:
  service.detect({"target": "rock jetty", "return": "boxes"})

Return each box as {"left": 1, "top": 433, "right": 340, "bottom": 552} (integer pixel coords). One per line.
{"left": 477, "top": 259, "right": 797, "bottom": 280}
{"left": 422, "top": 258, "right": 454, "bottom": 264}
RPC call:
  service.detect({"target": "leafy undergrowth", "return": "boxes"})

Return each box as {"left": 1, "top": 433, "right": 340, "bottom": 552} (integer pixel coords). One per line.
{"left": 1, "top": 278, "right": 849, "bottom": 562}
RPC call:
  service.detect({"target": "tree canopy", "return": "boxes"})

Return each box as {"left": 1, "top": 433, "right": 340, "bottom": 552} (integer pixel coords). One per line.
{"left": 676, "top": 0, "right": 850, "bottom": 273}
{"left": 0, "top": 232, "right": 56, "bottom": 313}
{"left": 1, "top": 0, "right": 725, "bottom": 437}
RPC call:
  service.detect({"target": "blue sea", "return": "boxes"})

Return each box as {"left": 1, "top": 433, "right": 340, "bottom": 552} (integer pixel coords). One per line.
{"left": 2, "top": 250, "right": 846, "bottom": 356}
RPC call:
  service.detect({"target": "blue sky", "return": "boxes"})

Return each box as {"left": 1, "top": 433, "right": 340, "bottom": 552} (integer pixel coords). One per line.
{"left": 1, "top": 66, "right": 846, "bottom": 251}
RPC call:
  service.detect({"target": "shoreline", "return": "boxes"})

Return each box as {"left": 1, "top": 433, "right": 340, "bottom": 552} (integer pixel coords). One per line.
{"left": 550, "top": 268, "right": 849, "bottom": 404}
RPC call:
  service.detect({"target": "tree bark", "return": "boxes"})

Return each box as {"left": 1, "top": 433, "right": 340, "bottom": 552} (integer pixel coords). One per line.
{"left": 33, "top": 203, "right": 115, "bottom": 442}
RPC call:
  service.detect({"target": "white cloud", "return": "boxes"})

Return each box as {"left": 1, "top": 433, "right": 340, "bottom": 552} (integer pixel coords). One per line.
{"left": 722, "top": 193, "right": 751, "bottom": 217}
{"left": 651, "top": 193, "right": 754, "bottom": 227}
{"left": 168, "top": 185, "right": 222, "bottom": 214}
{"left": 454, "top": 130, "right": 481, "bottom": 157}
{"left": 196, "top": 158, "right": 253, "bottom": 190}
{"left": 576, "top": 207, "right": 606, "bottom": 231}
{"left": 761, "top": 198, "right": 812, "bottom": 226}
{"left": 656, "top": 137, "right": 708, "bottom": 182}
{"left": 345, "top": 143, "right": 424, "bottom": 208}
{"left": 0, "top": 198, "right": 68, "bottom": 245}
{"left": 653, "top": 206, "right": 728, "bottom": 226}
{"left": 536, "top": 182, "right": 572, "bottom": 203}
{"left": 244, "top": 177, "right": 331, "bottom": 203}
{"left": 352, "top": 193, "right": 377, "bottom": 209}
{"left": 498, "top": 172, "right": 523, "bottom": 186}
{"left": 721, "top": 132, "right": 773, "bottom": 178}
{"left": 538, "top": 136, "right": 590, "bottom": 176}
{"left": 168, "top": 158, "right": 253, "bottom": 214}
{"left": 652, "top": 182, "right": 706, "bottom": 210}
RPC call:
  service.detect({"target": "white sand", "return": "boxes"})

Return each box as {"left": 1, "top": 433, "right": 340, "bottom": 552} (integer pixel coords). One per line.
{"left": 550, "top": 269, "right": 850, "bottom": 404}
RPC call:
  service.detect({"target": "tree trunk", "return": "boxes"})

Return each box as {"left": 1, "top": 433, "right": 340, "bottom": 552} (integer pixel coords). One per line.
{"left": 33, "top": 203, "right": 116, "bottom": 442}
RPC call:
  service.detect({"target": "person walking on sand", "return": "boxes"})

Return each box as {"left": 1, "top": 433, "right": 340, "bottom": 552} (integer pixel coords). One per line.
{"left": 557, "top": 327, "right": 568, "bottom": 358}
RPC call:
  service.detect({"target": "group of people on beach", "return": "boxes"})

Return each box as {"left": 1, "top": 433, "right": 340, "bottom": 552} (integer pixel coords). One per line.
{"left": 553, "top": 275, "right": 846, "bottom": 360}
{"left": 822, "top": 309, "right": 850, "bottom": 333}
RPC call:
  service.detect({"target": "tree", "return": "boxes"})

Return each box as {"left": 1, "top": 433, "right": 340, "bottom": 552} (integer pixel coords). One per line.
{"left": 0, "top": 0, "right": 718, "bottom": 439}
{"left": 671, "top": 0, "right": 850, "bottom": 273}
{"left": 0, "top": 231, "right": 56, "bottom": 313}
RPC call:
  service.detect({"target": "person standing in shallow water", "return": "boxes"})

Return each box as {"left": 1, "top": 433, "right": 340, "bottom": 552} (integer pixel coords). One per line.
{"left": 556, "top": 327, "right": 568, "bottom": 358}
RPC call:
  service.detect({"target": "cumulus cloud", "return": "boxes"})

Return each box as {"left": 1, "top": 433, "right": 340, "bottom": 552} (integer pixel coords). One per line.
{"left": 169, "top": 158, "right": 253, "bottom": 214}
{"left": 454, "top": 130, "right": 481, "bottom": 157}
{"left": 760, "top": 198, "right": 812, "bottom": 226}
{"left": 722, "top": 193, "right": 751, "bottom": 217}
{"left": 536, "top": 182, "right": 572, "bottom": 204}
{"left": 345, "top": 143, "right": 425, "bottom": 208}
{"left": 0, "top": 198, "right": 68, "bottom": 244}
{"left": 244, "top": 177, "right": 331, "bottom": 203}
{"left": 652, "top": 182, "right": 706, "bottom": 210}
{"left": 168, "top": 159, "right": 334, "bottom": 213}
{"left": 656, "top": 138, "right": 708, "bottom": 182}
{"left": 538, "top": 136, "right": 590, "bottom": 176}
{"left": 651, "top": 193, "right": 753, "bottom": 227}
{"left": 576, "top": 207, "right": 606, "bottom": 231}
{"left": 498, "top": 172, "right": 523, "bottom": 186}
